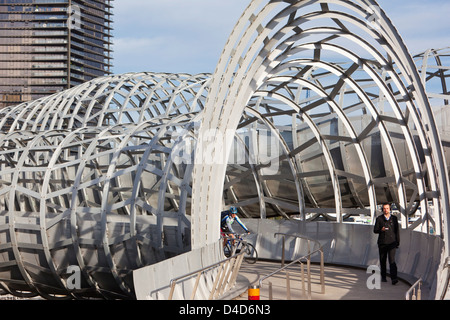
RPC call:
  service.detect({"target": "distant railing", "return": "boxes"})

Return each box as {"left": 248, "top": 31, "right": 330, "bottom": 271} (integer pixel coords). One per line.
{"left": 258, "top": 233, "right": 325, "bottom": 300}
{"left": 405, "top": 278, "right": 422, "bottom": 300}
{"left": 167, "top": 240, "right": 246, "bottom": 300}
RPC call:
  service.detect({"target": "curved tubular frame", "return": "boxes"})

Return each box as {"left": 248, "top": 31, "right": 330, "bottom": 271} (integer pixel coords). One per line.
{"left": 0, "top": 1, "right": 449, "bottom": 300}
{"left": 191, "top": 0, "right": 450, "bottom": 261}
{"left": 0, "top": 74, "right": 209, "bottom": 298}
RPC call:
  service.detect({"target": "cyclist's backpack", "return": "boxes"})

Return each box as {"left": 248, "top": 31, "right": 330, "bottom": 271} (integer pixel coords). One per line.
{"left": 220, "top": 210, "right": 230, "bottom": 227}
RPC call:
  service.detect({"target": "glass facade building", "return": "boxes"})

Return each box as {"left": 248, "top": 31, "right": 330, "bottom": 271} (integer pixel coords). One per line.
{"left": 0, "top": 0, "right": 113, "bottom": 109}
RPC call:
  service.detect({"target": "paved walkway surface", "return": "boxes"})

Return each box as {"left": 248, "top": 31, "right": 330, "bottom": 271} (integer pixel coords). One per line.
{"left": 228, "top": 260, "right": 420, "bottom": 300}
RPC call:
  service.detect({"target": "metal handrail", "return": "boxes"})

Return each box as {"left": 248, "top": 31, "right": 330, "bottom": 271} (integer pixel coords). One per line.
{"left": 274, "top": 233, "right": 322, "bottom": 265}
{"left": 167, "top": 239, "right": 247, "bottom": 300}
{"left": 258, "top": 233, "right": 325, "bottom": 300}
{"left": 405, "top": 278, "right": 422, "bottom": 300}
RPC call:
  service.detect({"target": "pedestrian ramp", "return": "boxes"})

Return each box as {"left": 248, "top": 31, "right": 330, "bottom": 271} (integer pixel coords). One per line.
{"left": 228, "top": 260, "right": 417, "bottom": 300}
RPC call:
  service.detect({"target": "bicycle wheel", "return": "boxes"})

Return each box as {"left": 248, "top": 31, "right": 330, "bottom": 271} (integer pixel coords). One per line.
{"left": 224, "top": 242, "right": 233, "bottom": 258}
{"left": 243, "top": 243, "right": 258, "bottom": 264}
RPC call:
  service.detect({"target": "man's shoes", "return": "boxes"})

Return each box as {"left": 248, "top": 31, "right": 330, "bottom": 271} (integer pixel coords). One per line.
{"left": 392, "top": 279, "right": 398, "bottom": 285}
{"left": 381, "top": 277, "right": 387, "bottom": 282}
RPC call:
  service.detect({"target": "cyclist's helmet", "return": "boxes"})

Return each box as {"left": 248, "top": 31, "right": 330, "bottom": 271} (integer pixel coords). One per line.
{"left": 230, "top": 206, "right": 238, "bottom": 214}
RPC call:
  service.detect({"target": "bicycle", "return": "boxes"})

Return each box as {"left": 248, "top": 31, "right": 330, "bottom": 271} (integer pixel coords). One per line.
{"left": 222, "top": 233, "right": 258, "bottom": 264}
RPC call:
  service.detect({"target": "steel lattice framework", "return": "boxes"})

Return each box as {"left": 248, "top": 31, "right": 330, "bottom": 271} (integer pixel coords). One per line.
{"left": 0, "top": 73, "right": 209, "bottom": 299}
{"left": 190, "top": 0, "right": 450, "bottom": 260}
{"left": 0, "top": 0, "right": 449, "bottom": 299}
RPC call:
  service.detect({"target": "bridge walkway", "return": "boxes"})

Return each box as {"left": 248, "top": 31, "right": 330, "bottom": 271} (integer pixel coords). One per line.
{"left": 226, "top": 260, "right": 421, "bottom": 300}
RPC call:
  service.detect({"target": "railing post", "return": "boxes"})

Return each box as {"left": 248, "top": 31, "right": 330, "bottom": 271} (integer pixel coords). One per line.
{"left": 208, "top": 262, "right": 225, "bottom": 300}
{"left": 168, "top": 239, "right": 250, "bottom": 301}
{"left": 320, "top": 248, "right": 325, "bottom": 294}
{"left": 228, "top": 253, "right": 244, "bottom": 289}
{"left": 216, "top": 259, "right": 232, "bottom": 298}
{"left": 225, "top": 257, "right": 237, "bottom": 292}
{"left": 286, "top": 270, "right": 291, "bottom": 300}
{"left": 168, "top": 280, "right": 177, "bottom": 300}
{"left": 300, "top": 261, "right": 306, "bottom": 296}
{"left": 307, "top": 256, "right": 312, "bottom": 300}
{"left": 417, "top": 282, "right": 422, "bottom": 300}
{"left": 262, "top": 233, "right": 325, "bottom": 301}
{"left": 269, "top": 281, "right": 273, "bottom": 300}
{"left": 405, "top": 278, "right": 422, "bottom": 300}
{"left": 190, "top": 271, "right": 203, "bottom": 300}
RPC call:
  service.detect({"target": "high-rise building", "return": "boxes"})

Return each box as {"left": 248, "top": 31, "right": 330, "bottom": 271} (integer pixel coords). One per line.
{"left": 0, "top": 0, "right": 113, "bottom": 109}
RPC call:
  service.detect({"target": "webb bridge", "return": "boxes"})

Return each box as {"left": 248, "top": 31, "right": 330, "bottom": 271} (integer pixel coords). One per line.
{"left": 0, "top": 0, "right": 449, "bottom": 300}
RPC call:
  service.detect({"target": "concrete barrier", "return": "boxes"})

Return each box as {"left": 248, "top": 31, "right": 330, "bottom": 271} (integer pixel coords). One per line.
{"left": 133, "top": 240, "right": 224, "bottom": 300}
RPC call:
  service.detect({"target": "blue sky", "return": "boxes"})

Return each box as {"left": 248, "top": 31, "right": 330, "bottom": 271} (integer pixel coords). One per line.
{"left": 112, "top": 0, "right": 450, "bottom": 75}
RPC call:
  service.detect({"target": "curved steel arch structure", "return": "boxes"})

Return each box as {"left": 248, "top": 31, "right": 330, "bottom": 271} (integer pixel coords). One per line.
{"left": 0, "top": 73, "right": 208, "bottom": 299}
{"left": 414, "top": 47, "right": 450, "bottom": 107}
{"left": 0, "top": 0, "right": 449, "bottom": 299}
{"left": 191, "top": 0, "right": 450, "bottom": 252}
{"left": 225, "top": 46, "right": 450, "bottom": 223}
{"left": 0, "top": 72, "right": 210, "bottom": 132}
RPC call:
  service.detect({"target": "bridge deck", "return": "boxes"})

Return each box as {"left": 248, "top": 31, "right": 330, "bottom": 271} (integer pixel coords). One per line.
{"left": 227, "top": 260, "right": 421, "bottom": 300}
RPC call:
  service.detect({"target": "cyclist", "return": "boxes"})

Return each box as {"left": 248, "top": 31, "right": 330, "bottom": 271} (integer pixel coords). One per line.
{"left": 220, "top": 206, "right": 250, "bottom": 246}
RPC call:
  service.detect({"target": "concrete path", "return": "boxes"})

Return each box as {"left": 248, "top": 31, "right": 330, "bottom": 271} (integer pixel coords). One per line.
{"left": 229, "top": 260, "right": 418, "bottom": 300}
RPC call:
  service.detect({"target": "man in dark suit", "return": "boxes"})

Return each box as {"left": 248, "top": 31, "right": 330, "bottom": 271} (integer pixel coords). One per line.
{"left": 373, "top": 203, "right": 400, "bottom": 285}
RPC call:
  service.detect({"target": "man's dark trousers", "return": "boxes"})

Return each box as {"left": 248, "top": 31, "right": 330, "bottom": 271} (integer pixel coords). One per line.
{"left": 378, "top": 242, "right": 397, "bottom": 281}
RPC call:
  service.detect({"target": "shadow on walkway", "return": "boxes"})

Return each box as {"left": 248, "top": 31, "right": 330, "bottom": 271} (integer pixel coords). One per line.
{"left": 231, "top": 260, "right": 416, "bottom": 300}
